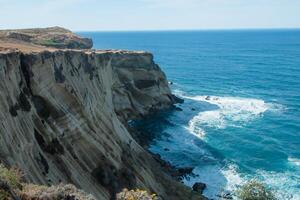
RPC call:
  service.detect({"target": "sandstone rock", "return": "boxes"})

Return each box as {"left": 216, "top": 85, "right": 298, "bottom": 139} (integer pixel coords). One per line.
{"left": 0, "top": 48, "right": 205, "bottom": 200}
{"left": 0, "top": 27, "right": 206, "bottom": 200}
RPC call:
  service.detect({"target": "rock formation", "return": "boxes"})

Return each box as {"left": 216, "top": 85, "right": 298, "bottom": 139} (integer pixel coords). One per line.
{"left": 0, "top": 27, "right": 205, "bottom": 200}
{"left": 0, "top": 26, "right": 93, "bottom": 49}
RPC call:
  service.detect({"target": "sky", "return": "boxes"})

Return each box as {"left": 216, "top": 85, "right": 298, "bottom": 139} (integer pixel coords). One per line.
{"left": 1, "top": 0, "right": 300, "bottom": 31}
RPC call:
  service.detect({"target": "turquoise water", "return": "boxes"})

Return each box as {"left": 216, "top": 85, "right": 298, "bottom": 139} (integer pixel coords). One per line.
{"left": 80, "top": 30, "right": 300, "bottom": 199}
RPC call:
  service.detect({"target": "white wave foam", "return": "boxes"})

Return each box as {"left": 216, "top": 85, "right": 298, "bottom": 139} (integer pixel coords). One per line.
{"left": 172, "top": 88, "right": 185, "bottom": 96}
{"left": 288, "top": 157, "right": 300, "bottom": 167}
{"left": 221, "top": 164, "right": 244, "bottom": 192}
{"left": 256, "top": 169, "right": 300, "bottom": 200}
{"left": 186, "top": 95, "right": 270, "bottom": 138}
{"left": 222, "top": 167, "right": 300, "bottom": 200}
{"left": 185, "top": 164, "right": 300, "bottom": 200}
{"left": 183, "top": 164, "right": 244, "bottom": 199}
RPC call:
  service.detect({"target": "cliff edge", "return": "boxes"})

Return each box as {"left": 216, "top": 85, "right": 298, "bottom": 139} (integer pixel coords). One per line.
{"left": 0, "top": 26, "right": 93, "bottom": 50}
{"left": 0, "top": 27, "right": 205, "bottom": 200}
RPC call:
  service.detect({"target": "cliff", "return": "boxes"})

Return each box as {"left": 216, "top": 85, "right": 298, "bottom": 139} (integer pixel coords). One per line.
{"left": 0, "top": 28, "right": 204, "bottom": 200}
{"left": 0, "top": 26, "right": 93, "bottom": 49}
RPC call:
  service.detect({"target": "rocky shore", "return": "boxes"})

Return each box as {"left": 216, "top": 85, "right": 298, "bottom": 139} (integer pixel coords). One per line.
{"left": 0, "top": 27, "right": 206, "bottom": 200}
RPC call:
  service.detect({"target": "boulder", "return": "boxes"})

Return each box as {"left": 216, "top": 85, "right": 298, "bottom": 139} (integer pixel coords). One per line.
{"left": 192, "top": 182, "right": 206, "bottom": 194}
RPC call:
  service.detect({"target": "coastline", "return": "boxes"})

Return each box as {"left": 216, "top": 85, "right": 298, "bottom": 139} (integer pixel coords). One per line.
{"left": 0, "top": 27, "right": 207, "bottom": 200}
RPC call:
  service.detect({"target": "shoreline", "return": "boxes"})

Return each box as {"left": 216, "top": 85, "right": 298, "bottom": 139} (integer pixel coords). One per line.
{"left": 127, "top": 105, "right": 209, "bottom": 196}
{"left": 0, "top": 27, "right": 207, "bottom": 200}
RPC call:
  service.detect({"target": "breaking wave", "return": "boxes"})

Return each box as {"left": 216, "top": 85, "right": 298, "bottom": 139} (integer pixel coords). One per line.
{"left": 184, "top": 95, "right": 271, "bottom": 138}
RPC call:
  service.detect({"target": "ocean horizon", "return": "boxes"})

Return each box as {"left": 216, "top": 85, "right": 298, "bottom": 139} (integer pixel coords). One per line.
{"left": 77, "top": 28, "right": 300, "bottom": 33}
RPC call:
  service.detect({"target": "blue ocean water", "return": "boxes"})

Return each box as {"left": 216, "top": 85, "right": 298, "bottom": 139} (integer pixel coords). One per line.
{"left": 79, "top": 30, "right": 300, "bottom": 199}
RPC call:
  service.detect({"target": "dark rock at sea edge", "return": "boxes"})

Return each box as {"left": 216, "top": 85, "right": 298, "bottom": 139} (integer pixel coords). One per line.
{"left": 192, "top": 182, "right": 207, "bottom": 194}
{"left": 178, "top": 167, "right": 194, "bottom": 175}
{"left": 175, "top": 106, "right": 183, "bottom": 111}
{"left": 151, "top": 153, "right": 195, "bottom": 180}
{"left": 171, "top": 94, "right": 184, "bottom": 104}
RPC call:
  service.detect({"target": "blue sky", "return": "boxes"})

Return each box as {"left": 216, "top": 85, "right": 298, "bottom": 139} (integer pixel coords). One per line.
{"left": 1, "top": 0, "right": 300, "bottom": 31}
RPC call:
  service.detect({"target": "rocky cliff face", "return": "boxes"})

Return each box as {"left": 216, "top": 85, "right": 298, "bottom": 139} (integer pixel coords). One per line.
{"left": 112, "top": 51, "right": 176, "bottom": 121}
{"left": 0, "top": 47, "right": 203, "bottom": 200}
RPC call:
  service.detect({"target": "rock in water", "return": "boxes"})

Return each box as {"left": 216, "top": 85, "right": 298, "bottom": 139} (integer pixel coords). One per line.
{"left": 193, "top": 182, "right": 207, "bottom": 194}
{"left": 175, "top": 106, "right": 183, "bottom": 111}
{"left": 171, "top": 94, "right": 184, "bottom": 104}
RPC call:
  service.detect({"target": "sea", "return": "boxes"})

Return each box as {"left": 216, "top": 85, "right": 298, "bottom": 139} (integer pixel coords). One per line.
{"left": 79, "top": 30, "right": 300, "bottom": 200}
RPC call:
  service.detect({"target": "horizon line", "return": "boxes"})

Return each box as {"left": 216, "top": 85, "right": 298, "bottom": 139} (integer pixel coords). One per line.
{"left": 74, "top": 27, "right": 300, "bottom": 32}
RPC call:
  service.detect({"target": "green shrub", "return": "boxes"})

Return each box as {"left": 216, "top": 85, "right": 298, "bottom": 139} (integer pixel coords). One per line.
{"left": 0, "top": 164, "right": 22, "bottom": 190}
{"left": 35, "top": 39, "right": 61, "bottom": 47}
{"left": 0, "top": 188, "right": 10, "bottom": 200}
{"left": 237, "top": 180, "right": 276, "bottom": 200}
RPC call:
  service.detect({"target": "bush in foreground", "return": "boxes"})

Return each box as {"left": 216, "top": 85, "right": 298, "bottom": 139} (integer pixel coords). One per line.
{"left": 0, "top": 164, "right": 23, "bottom": 190}
{"left": 0, "top": 164, "right": 160, "bottom": 200}
{"left": 20, "top": 184, "right": 96, "bottom": 200}
{"left": 0, "top": 164, "right": 96, "bottom": 200}
{"left": 0, "top": 164, "right": 23, "bottom": 199}
{"left": 237, "top": 180, "right": 276, "bottom": 200}
{"left": 116, "top": 189, "right": 159, "bottom": 200}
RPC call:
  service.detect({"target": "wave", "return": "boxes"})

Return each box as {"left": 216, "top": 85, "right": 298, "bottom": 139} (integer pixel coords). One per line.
{"left": 288, "top": 157, "right": 300, "bottom": 167}
{"left": 170, "top": 90, "right": 293, "bottom": 199}
{"left": 222, "top": 165, "right": 300, "bottom": 200}
{"left": 184, "top": 163, "right": 300, "bottom": 200}
{"left": 256, "top": 169, "right": 300, "bottom": 200}
{"left": 184, "top": 95, "right": 270, "bottom": 138}
{"left": 183, "top": 163, "right": 243, "bottom": 199}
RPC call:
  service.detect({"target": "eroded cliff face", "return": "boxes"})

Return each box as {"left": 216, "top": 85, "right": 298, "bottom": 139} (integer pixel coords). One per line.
{"left": 0, "top": 49, "right": 202, "bottom": 200}
{"left": 112, "top": 52, "right": 175, "bottom": 121}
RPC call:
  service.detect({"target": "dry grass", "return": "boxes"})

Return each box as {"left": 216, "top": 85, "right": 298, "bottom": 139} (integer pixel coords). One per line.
{"left": 0, "top": 164, "right": 161, "bottom": 200}
{"left": 0, "top": 164, "right": 96, "bottom": 200}
{"left": 20, "top": 184, "right": 96, "bottom": 200}
{"left": 116, "top": 189, "right": 159, "bottom": 200}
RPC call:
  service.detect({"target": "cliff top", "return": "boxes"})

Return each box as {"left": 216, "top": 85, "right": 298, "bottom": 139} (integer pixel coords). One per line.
{"left": 0, "top": 26, "right": 93, "bottom": 51}
{"left": 0, "top": 27, "right": 151, "bottom": 56}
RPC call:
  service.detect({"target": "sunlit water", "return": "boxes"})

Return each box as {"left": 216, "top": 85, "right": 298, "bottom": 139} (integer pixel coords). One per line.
{"left": 80, "top": 30, "right": 300, "bottom": 199}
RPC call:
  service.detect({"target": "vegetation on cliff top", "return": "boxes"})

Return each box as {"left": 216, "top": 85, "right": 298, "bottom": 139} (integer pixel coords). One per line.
{"left": 0, "top": 26, "right": 93, "bottom": 49}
